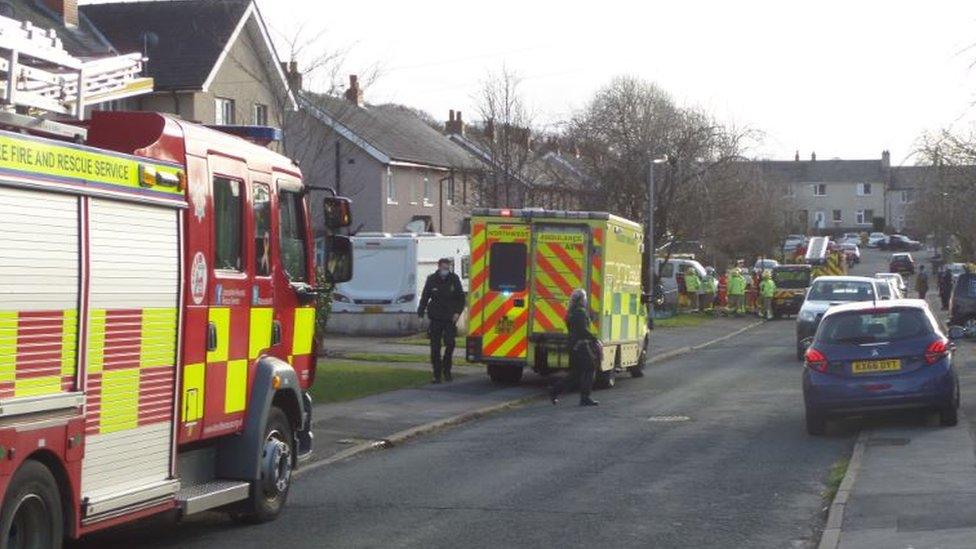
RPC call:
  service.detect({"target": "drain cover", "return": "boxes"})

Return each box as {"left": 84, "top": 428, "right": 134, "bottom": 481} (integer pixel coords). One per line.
{"left": 647, "top": 415, "right": 691, "bottom": 423}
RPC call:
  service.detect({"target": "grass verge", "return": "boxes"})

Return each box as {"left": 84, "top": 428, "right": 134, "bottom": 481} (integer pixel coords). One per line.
{"left": 309, "top": 359, "right": 431, "bottom": 404}
{"left": 394, "top": 334, "right": 467, "bottom": 347}
{"left": 823, "top": 458, "right": 850, "bottom": 503}
{"left": 338, "top": 351, "right": 473, "bottom": 366}
{"left": 654, "top": 314, "right": 707, "bottom": 328}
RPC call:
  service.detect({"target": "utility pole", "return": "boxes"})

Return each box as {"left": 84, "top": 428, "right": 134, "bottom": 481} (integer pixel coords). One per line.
{"left": 646, "top": 156, "right": 668, "bottom": 327}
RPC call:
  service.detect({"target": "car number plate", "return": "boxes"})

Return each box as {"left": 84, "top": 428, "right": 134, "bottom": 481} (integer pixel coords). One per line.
{"left": 851, "top": 359, "right": 901, "bottom": 374}
{"left": 364, "top": 305, "right": 384, "bottom": 313}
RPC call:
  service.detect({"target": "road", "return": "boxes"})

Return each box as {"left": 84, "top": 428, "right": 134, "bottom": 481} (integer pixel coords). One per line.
{"left": 79, "top": 247, "right": 927, "bottom": 549}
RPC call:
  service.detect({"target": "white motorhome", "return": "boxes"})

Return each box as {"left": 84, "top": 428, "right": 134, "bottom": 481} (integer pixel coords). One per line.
{"left": 330, "top": 233, "right": 470, "bottom": 335}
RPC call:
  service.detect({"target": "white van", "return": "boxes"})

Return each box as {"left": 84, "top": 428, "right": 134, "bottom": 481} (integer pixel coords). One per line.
{"left": 330, "top": 233, "right": 470, "bottom": 335}
{"left": 656, "top": 257, "right": 707, "bottom": 312}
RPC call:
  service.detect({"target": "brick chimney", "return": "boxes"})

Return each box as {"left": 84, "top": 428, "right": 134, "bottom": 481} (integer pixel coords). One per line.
{"left": 344, "top": 75, "right": 363, "bottom": 107}
{"left": 42, "top": 0, "right": 78, "bottom": 27}
{"left": 794, "top": 150, "right": 800, "bottom": 161}
{"left": 811, "top": 151, "right": 817, "bottom": 161}
{"left": 280, "top": 61, "right": 302, "bottom": 92}
{"left": 445, "top": 109, "right": 465, "bottom": 136}
{"left": 881, "top": 149, "right": 890, "bottom": 169}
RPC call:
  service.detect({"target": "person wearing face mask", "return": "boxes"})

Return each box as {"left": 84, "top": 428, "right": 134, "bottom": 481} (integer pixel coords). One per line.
{"left": 418, "top": 258, "right": 466, "bottom": 383}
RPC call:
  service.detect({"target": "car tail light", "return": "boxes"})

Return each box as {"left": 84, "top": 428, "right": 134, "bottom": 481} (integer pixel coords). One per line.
{"left": 925, "top": 339, "right": 949, "bottom": 365}
{"left": 804, "top": 348, "right": 828, "bottom": 373}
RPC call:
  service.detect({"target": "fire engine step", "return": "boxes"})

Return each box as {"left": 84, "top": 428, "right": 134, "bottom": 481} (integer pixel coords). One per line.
{"left": 177, "top": 480, "right": 250, "bottom": 515}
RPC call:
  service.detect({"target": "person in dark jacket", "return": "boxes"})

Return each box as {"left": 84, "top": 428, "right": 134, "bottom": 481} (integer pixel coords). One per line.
{"left": 939, "top": 268, "right": 954, "bottom": 310}
{"left": 549, "top": 288, "right": 599, "bottom": 407}
{"left": 916, "top": 265, "right": 929, "bottom": 300}
{"left": 418, "top": 258, "right": 466, "bottom": 383}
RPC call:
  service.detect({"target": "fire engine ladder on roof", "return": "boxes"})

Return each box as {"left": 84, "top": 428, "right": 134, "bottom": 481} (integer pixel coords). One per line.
{"left": 0, "top": 13, "right": 153, "bottom": 138}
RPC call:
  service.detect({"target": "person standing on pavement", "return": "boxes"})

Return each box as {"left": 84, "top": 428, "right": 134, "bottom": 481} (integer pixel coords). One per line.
{"left": 915, "top": 265, "right": 929, "bottom": 300}
{"left": 549, "top": 289, "right": 599, "bottom": 407}
{"left": 759, "top": 270, "right": 776, "bottom": 320}
{"left": 418, "top": 258, "right": 466, "bottom": 384}
{"left": 701, "top": 267, "right": 717, "bottom": 314}
{"left": 684, "top": 267, "right": 701, "bottom": 313}
{"left": 939, "top": 267, "right": 953, "bottom": 310}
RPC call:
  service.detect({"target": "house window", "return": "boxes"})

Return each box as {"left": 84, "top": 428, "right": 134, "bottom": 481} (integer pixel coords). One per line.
{"left": 215, "top": 97, "right": 235, "bottom": 125}
{"left": 900, "top": 190, "right": 912, "bottom": 203}
{"left": 857, "top": 183, "right": 872, "bottom": 196}
{"left": 386, "top": 168, "right": 397, "bottom": 204}
{"left": 783, "top": 184, "right": 794, "bottom": 197}
{"left": 856, "top": 209, "right": 874, "bottom": 225}
{"left": 813, "top": 211, "right": 826, "bottom": 229}
{"left": 832, "top": 209, "right": 842, "bottom": 223}
{"left": 813, "top": 184, "right": 826, "bottom": 196}
{"left": 423, "top": 176, "right": 433, "bottom": 206}
{"left": 446, "top": 176, "right": 455, "bottom": 205}
{"left": 253, "top": 103, "right": 268, "bottom": 126}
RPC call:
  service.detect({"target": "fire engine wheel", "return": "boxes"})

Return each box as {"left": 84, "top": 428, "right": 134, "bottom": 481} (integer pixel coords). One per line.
{"left": 0, "top": 460, "right": 63, "bottom": 549}
{"left": 234, "top": 407, "right": 294, "bottom": 524}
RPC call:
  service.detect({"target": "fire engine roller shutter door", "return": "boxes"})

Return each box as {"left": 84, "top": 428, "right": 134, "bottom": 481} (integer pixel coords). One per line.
{"left": 0, "top": 187, "right": 79, "bottom": 398}
{"left": 82, "top": 198, "right": 179, "bottom": 505}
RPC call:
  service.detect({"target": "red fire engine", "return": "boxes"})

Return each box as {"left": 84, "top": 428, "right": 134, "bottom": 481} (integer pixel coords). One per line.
{"left": 0, "top": 15, "right": 352, "bottom": 546}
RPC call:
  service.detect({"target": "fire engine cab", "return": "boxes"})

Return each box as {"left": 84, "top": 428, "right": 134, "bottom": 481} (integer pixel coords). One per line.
{"left": 0, "top": 15, "right": 352, "bottom": 546}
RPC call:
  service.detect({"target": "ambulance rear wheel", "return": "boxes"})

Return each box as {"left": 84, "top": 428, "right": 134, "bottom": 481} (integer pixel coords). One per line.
{"left": 487, "top": 363, "right": 522, "bottom": 384}
{"left": 234, "top": 407, "right": 293, "bottom": 524}
{"left": 0, "top": 460, "right": 63, "bottom": 549}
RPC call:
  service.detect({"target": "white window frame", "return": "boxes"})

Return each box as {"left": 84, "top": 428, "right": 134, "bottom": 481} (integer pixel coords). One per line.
{"left": 857, "top": 182, "right": 872, "bottom": 196}
{"left": 900, "top": 190, "right": 911, "bottom": 203}
{"left": 422, "top": 176, "right": 433, "bottom": 207}
{"left": 214, "top": 97, "right": 235, "bottom": 125}
{"left": 783, "top": 184, "right": 794, "bottom": 197}
{"left": 813, "top": 210, "right": 826, "bottom": 228}
{"left": 386, "top": 167, "right": 397, "bottom": 205}
{"left": 813, "top": 183, "right": 826, "bottom": 196}
{"left": 856, "top": 209, "right": 874, "bottom": 225}
{"left": 832, "top": 209, "right": 842, "bottom": 223}
{"left": 253, "top": 103, "right": 268, "bottom": 126}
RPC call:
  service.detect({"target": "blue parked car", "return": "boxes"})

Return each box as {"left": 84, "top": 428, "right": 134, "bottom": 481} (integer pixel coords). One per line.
{"left": 802, "top": 299, "right": 959, "bottom": 435}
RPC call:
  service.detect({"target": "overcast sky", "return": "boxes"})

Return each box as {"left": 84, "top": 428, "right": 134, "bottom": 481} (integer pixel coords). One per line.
{"left": 259, "top": 0, "right": 976, "bottom": 164}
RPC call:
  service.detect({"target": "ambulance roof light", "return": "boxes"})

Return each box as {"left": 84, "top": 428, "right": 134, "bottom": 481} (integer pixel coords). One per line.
{"left": 500, "top": 209, "right": 512, "bottom": 217}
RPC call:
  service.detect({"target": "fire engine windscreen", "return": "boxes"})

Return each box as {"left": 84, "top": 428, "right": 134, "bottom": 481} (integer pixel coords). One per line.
{"left": 773, "top": 269, "right": 810, "bottom": 289}
{"left": 488, "top": 242, "right": 527, "bottom": 292}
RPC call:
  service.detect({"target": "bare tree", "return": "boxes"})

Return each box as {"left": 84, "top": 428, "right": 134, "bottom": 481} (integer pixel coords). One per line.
{"left": 911, "top": 130, "right": 976, "bottom": 258}
{"left": 471, "top": 66, "right": 540, "bottom": 208}
{"left": 568, "top": 75, "right": 762, "bottom": 259}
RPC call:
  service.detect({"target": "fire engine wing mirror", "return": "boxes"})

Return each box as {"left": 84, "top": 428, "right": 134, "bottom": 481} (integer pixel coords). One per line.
{"left": 323, "top": 196, "right": 352, "bottom": 229}
{"left": 324, "top": 235, "right": 353, "bottom": 283}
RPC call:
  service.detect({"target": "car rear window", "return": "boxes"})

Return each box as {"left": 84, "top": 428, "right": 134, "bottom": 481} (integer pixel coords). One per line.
{"left": 773, "top": 269, "right": 810, "bottom": 289}
{"left": 807, "top": 280, "right": 874, "bottom": 301}
{"left": 819, "top": 309, "right": 933, "bottom": 344}
{"left": 875, "top": 282, "right": 891, "bottom": 299}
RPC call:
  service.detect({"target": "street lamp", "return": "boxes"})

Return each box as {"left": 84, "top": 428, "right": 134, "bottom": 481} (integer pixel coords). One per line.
{"left": 646, "top": 155, "right": 668, "bottom": 327}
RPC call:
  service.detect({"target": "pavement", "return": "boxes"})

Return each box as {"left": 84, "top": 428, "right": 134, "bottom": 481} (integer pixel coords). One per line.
{"left": 308, "top": 315, "right": 761, "bottom": 467}
{"left": 822, "top": 247, "right": 976, "bottom": 549}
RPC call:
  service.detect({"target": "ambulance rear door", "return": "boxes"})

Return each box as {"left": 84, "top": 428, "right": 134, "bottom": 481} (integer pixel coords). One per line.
{"left": 468, "top": 220, "right": 530, "bottom": 362}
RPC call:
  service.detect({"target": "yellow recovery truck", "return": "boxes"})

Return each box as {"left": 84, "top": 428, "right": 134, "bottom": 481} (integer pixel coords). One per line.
{"left": 465, "top": 208, "right": 649, "bottom": 386}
